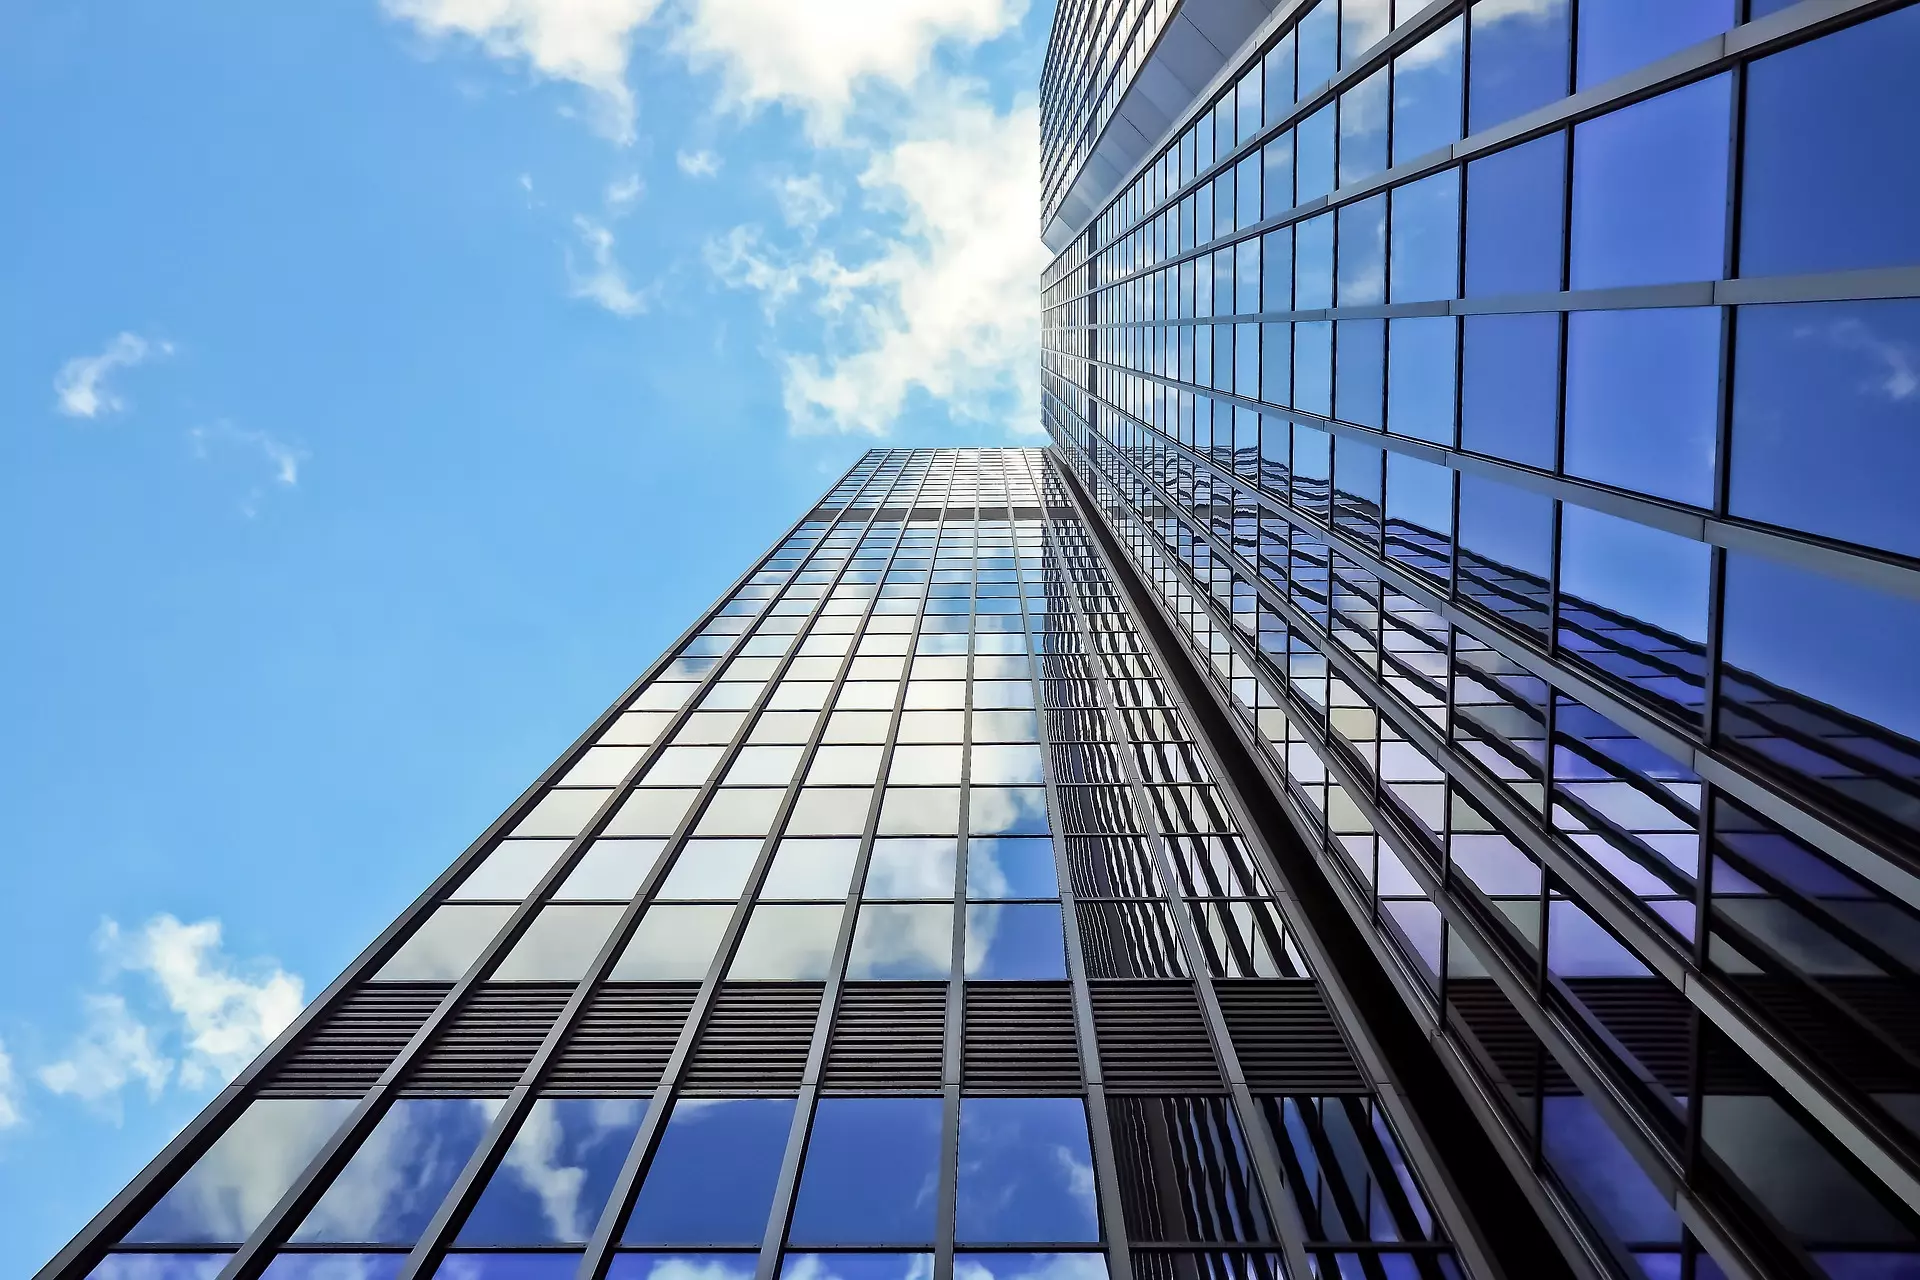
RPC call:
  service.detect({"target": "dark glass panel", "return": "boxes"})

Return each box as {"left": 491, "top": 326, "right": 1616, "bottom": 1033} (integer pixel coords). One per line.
{"left": 622, "top": 1097, "right": 795, "bottom": 1244}
{"left": 1107, "top": 1096, "right": 1272, "bottom": 1242}
{"left": 1258, "top": 1095, "right": 1443, "bottom": 1242}
{"left": 1539, "top": 1094, "right": 1680, "bottom": 1258}
{"left": 789, "top": 1097, "right": 942, "bottom": 1244}
{"left": 458, "top": 1098, "right": 648, "bottom": 1243}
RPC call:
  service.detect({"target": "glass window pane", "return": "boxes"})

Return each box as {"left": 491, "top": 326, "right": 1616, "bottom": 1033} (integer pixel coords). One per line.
{"left": 1338, "top": 71, "right": 1389, "bottom": 187}
{"left": 810, "top": 745, "right": 886, "bottom": 785}
{"left": 970, "top": 744, "right": 1045, "bottom": 785}
{"left": 1386, "top": 316, "right": 1456, "bottom": 445}
{"left": 789, "top": 1097, "right": 943, "bottom": 1244}
{"left": 1467, "top": 0, "right": 1569, "bottom": 134}
{"left": 1392, "top": 18, "right": 1462, "bottom": 165}
{"left": 491, "top": 905, "right": 625, "bottom": 981}
{"left": 1570, "top": 76, "right": 1730, "bottom": 290}
{"left": 512, "top": 790, "right": 610, "bottom": 839}
{"left": 865, "top": 839, "right": 959, "bottom": 900}
{"left": 291, "top": 1099, "right": 503, "bottom": 1244}
{"left": 761, "top": 839, "right": 861, "bottom": 899}
{"left": 375, "top": 905, "right": 514, "bottom": 982}
{"left": 955, "top": 1098, "right": 1100, "bottom": 1244}
{"left": 728, "top": 904, "right": 844, "bottom": 980}
{"left": 1297, "top": 105, "right": 1335, "bottom": 203}
{"left": 658, "top": 839, "right": 762, "bottom": 900}
{"left": 562, "top": 746, "right": 646, "bottom": 788}
{"left": 454, "top": 841, "right": 570, "bottom": 900}
{"left": 431, "top": 1257, "right": 574, "bottom": 1280}
{"left": 847, "top": 904, "right": 953, "bottom": 980}
{"left": 1335, "top": 319, "right": 1385, "bottom": 430}
{"left": 1576, "top": 0, "right": 1732, "bottom": 90}
{"left": 124, "top": 1099, "right": 355, "bottom": 1244}
{"left": 87, "top": 1258, "right": 229, "bottom": 1280}
{"left": 697, "top": 788, "right": 786, "bottom": 838}
{"left": 1741, "top": 8, "right": 1920, "bottom": 277}
{"left": 787, "top": 787, "right": 873, "bottom": 837}
{"left": 964, "top": 904, "right": 1067, "bottom": 979}
{"left": 607, "top": 1257, "right": 754, "bottom": 1280}
{"left": 1465, "top": 132, "right": 1565, "bottom": 298}
{"left": 1295, "top": 213, "right": 1332, "bottom": 311}
{"left": 642, "top": 747, "right": 727, "bottom": 785}
{"left": 1460, "top": 313, "right": 1557, "bottom": 467}
{"left": 1335, "top": 196, "right": 1385, "bottom": 306}
{"left": 1564, "top": 308, "right": 1720, "bottom": 506}
{"left": 780, "top": 1256, "right": 932, "bottom": 1280}
{"left": 622, "top": 1097, "right": 795, "bottom": 1244}
{"left": 1388, "top": 171, "right": 1458, "bottom": 303}
{"left": 972, "top": 711, "right": 1039, "bottom": 744}
{"left": 966, "top": 839, "right": 1059, "bottom": 900}
{"left": 605, "top": 789, "right": 698, "bottom": 838}
{"left": 456, "top": 1098, "right": 647, "bottom": 1244}
{"left": 610, "top": 905, "right": 733, "bottom": 980}
{"left": 954, "top": 1257, "right": 1107, "bottom": 1280}
{"left": 1730, "top": 299, "right": 1920, "bottom": 557}
{"left": 557, "top": 839, "right": 669, "bottom": 900}
{"left": 878, "top": 787, "right": 962, "bottom": 837}
{"left": 970, "top": 788, "right": 1051, "bottom": 836}
{"left": 726, "top": 745, "right": 806, "bottom": 787}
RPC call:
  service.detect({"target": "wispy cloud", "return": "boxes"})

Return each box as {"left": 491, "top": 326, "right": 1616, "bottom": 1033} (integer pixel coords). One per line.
{"left": 54, "top": 332, "right": 173, "bottom": 419}
{"left": 188, "top": 422, "right": 307, "bottom": 516}
{"left": 567, "top": 214, "right": 651, "bottom": 316}
{"left": 39, "top": 916, "right": 304, "bottom": 1120}
{"left": 773, "top": 173, "right": 834, "bottom": 231}
{"left": 381, "top": 0, "right": 665, "bottom": 144}
{"left": 606, "top": 173, "right": 644, "bottom": 208}
{"left": 676, "top": 148, "right": 723, "bottom": 178}
{"left": 0, "top": 1039, "right": 22, "bottom": 1131}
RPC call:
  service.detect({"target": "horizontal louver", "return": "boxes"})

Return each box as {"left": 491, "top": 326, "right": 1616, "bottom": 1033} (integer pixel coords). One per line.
{"left": 964, "top": 982, "right": 1081, "bottom": 1091}
{"left": 1215, "top": 982, "right": 1365, "bottom": 1093}
{"left": 682, "top": 984, "right": 821, "bottom": 1093}
{"left": 824, "top": 983, "right": 946, "bottom": 1091}
{"left": 257, "top": 984, "right": 449, "bottom": 1097}
{"left": 1092, "top": 981, "right": 1223, "bottom": 1091}
{"left": 544, "top": 984, "right": 698, "bottom": 1094}
{"left": 403, "top": 985, "right": 572, "bottom": 1094}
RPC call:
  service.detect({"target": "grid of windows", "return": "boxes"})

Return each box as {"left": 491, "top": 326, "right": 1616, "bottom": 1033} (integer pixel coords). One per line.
{"left": 1043, "top": 3, "right": 1920, "bottom": 1279}
{"left": 59, "top": 451, "right": 1472, "bottom": 1280}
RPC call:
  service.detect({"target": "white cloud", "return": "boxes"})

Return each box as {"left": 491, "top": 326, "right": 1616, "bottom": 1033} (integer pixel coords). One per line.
{"left": 54, "top": 332, "right": 172, "bottom": 419}
{"left": 568, "top": 214, "right": 651, "bottom": 315}
{"left": 773, "top": 173, "right": 835, "bottom": 230}
{"left": 0, "top": 1039, "right": 23, "bottom": 1130}
{"left": 676, "top": 148, "right": 723, "bottom": 178}
{"left": 39, "top": 916, "right": 305, "bottom": 1116}
{"left": 677, "top": 0, "right": 1025, "bottom": 139}
{"left": 189, "top": 422, "right": 308, "bottom": 516}
{"left": 382, "top": 0, "right": 664, "bottom": 144}
{"left": 606, "top": 173, "right": 644, "bottom": 207}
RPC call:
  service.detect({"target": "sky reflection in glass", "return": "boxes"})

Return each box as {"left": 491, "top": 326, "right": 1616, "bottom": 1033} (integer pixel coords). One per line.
{"left": 291, "top": 1098, "right": 503, "bottom": 1244}
{"left": 956, "top": 1098, "right": 1099, "bottom": 1244}
{"left": 789, "top": 1098, "right": 943, "bottom": 1244}
{"left": 623, "top": 1098, "right": 795, "bottom": 1245}
{"left": 457, "top": 1098, "right": 647, "bottom": 1244}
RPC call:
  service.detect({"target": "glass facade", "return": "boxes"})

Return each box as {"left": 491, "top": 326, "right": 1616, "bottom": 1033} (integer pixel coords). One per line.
{"left": 1041, "top": 2, "right": 1920, "bottom": 1279}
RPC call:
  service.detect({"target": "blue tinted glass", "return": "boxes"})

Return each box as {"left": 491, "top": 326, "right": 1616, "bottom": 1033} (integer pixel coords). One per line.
{"left": 1740, "top": 8, "right": 1920, "bottom": 276}
{"left": 622, "top": 1097, "right": 795, "bottom": 1244}
{"left": 1392, "top": 17, "right": 1463, "bottom": 164}
{"left": 967, "top": 840, "right": 1057, "bottom": 899}
{"left": 1335, "top": 320, "right": 1385, "bottom": 428}
{"left": 1236, "top": 240, "right": 1261, "bottom": 315}
{"left": 1263, "top": 135, "right": 1295, "bottom": 219}
{"left": 1298, "top": 0, "right": 1338, "bottom": 90}
{"left": 1296, "top": 324, "right": 1333, "bottom": 417}
{"left": 434, "top": 1257, "right": 579, "bottom": 1280}
{"left": 1722, "top": 554, "right": 1920, "bottom": 745}
{"left": 1339, "top": 71, "right": 1389, "bottom": 187}
{"left": 955, "top": 1098, "right": 1100, "bottom": 1244}
{"left": 1458, "top": 475, "right": 1553, "bottom": 628}
{"left": 264, "top": 1260, "right": 408, "bottom": 1280}
{"left": 1297, "top": 106, "right": 1336, "bottom": 202}
{"left": 1296, "top": 214, "right": 1333, "bottom": 310}
{"left": 955, "top": 1258, "right": 1108, "bottom": 1280}
{"left": 1577, "top": 0, "right": 1732, "bottom": 89}
{"left": 1388, "top": 171, "right": 1459, "bottom": 303}
{"left": 1261, "top": 323, "right": 1293, "bottom": 408}
{"left": 1236, "top": 155, "right": 1261, "bottom": 232}
{"left": 87, "top": 1259, "right": 227, "bottom": 1280}
{"left": 1467, "top": 0, "right": 1570, "bottom": 133}
{"left": 1387, "top": 317, "right": 1457, "bottom": 445}
{"left": 1236, "top": 323, "right": 1261, "bottom": 397}
{"left": 1460, "top": 314, "right": 1558, "bottom": 468}
{"left": 790, "top": 1098, "right": 942, "bottom": 1244}
{"left": 292, "top": 1099, "right": 502, "bottom": 1244}
{"left": 458, "top": 1098, "right": 647, "bottom": 1244}
{"left": 964, "top": 904, "right": 1067, "bottom": 979}
{"left": 1343, "top": 0, "right": 1392, "bottom": 65}
{"left": 1386, "top": 453, "right": 1454, "bottom": 577}
{"left": 1570, "top": 75, "right": 1730, "bottom": 289}
{"left": 606, "top": 1256, "right": 756, "bottom": 1280}
{"left": 1731, "top": 300, "right": 1920, "bottom": 557}
{"left": 1264, "top": 32, "right": 1296, "bottom": 126}
{"left": 1465, "top": 133, "right": 1565, "bottom": 297}
{"left": 1262, "top": 228, "right": 1293, "bottom": 312}
{"left": 1564, "top": 308, "right": 1720, "bottom": 506}
{"left": 1559, "top": 504, "right": 1710, "bottom": 644}
{"left": 126, "top": 1098, "right": 356, "bottom": 1244}
{"left": 970, "top": 787, "right": 1050, "bottom": 835}
{"left": 782, "top": 1256, "right": 934, "bottom": 1280}
{"left": 1541, "top": 1097, "right": 1680, "bottom": 1245}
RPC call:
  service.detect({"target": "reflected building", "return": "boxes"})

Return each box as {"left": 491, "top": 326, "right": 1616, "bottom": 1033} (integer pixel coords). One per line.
{"left": 1039, "top": 1, "right": 1920, "bottom": 1278}
{"left": 44, "top": 4, "right": 1920, "bottom": 1280}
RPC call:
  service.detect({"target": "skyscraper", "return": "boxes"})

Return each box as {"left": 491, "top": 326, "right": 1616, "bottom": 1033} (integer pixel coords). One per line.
{"left": 1038, "top": 1, "right": 1920, "bottom": 1278}
{"left": 45, "top": 5, "right": 1920, "bottom": 1280}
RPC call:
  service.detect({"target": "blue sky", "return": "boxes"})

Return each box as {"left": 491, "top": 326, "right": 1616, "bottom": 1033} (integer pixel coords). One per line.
{"left": 0, "top": 2, "right": 1049, "bottom": 1271}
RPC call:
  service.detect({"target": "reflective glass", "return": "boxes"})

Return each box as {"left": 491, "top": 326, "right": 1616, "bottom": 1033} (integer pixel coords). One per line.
{"left": 789, "top": 1098, "right": 943, "bottom": 1244}
{"left": 726, "top": 745, "right": 805, "bottom": 786}
{"left": 125, "top": 1098, "right": 356, "bottom": 1244}
{"left": 642, "top": 747, "right": 726, "bottom": 786}
{"left": 786, "top": 787, "right": 873, "bottom": 837}
{"left": 970, "top": 787, "right": 1051, "bottom": 836}
{"left": 865, "top": 839, "right": 958, "bottom": 900}
{"left": 1570, "top": 76, "right": 1730, "bottom": 290}
{"left": 605, "top": 789, "right": 698, "bottom": 838}
{"left": 1296, "top": 213, "right": 1333, "bottom": 311}
{"left": 1295, "top": 323, "right": 1333, "bottom": 417}
{"left": 512, "top": 789, "right": 610, "bottom": 839}
{"left": 1388, "top": 172, "right": 1458, "bottom": 303}
{"left": 954, "top": 1259, "right": 1106, "bottom": 1280}
{"left": 1335, "top": 319, "right": 1385, "bottom": 429}
{"left": 781, "top": 1256, "right": 933, "bottom": 1280}
{"left": 1741, "top": 8, "right": 1920, "bottom": 276}
{"left": 878, "top": 787, "right": 962, "bottom": 836}
{"left": 1386, "top": 317, "right": 1456, "bottom": 445}
{"left": 86, "top": 1259, "right": 228, "bottom": 1280}
{"left": 1297, "top": 105, "right": 1335, "bottom": 203}
{"left": 955, "top": 1098, "right": 1100, "bottom": 1243}
{"left": 606, "top": 1257, "right": 754, "bottom": 1280}
{"left": 658, "top": 839, "right": 762, "bottom": 900}
{"left": 964, "top": 904, "right": 1067, "bottom": 979}
{"left": 761, "top": 839, "right": 862, "bottom": 900}
{"left": 847, "top": 904, "right": 953, "bottom": 980}
{"left": 1465, "top": 133, "right": 1564, "bottom": 297}
{"left": 1391, "top": 17, "right": 1463, "bottom": 165}
{"left": 1466, "top": 0, "right": 1569, "bottom": 134}
{"left": 1460, "top": 313, "right": 1557, "bottom": 468}
{"left": 291, "top": 1098, "right": 503, "bottom": 1244}
{"left": 1336, "top": 196, "right": 1385, "bottom": 306}
{"left": 1298, "top": 0, "right": 1336, "bottom": 90}
{"left": 729, "top": 904, "right": 843, "bottom": 980}
{"left": 971, "top": 744, "right": 1044, "bottom": 784}
{"left": 454, "top": 841, "right": 570, "bottom": 900}
{"left": 491, "top": 904, "right": 624, "bottom": 981}
{"left": 457, "top": 1098, "right": 648, "bottom": 1243}
{"left": 375, "top": 904, "right": 514, "bottom": 981}
{"left": 1339, "top": 71, "right": 1389, "bottom": 187}
{"left": 558, "top": 839, "right": 669, "bottom": 900}
{"left": 610, "top": 904, "right": 733, "bottom": 980}
{"left": 622, "top": 1097, "right": 796, "bottom": 1244}
{"left": 1564, "top": 308, "right": 1719, "bottom": 506}
{"left": 1458, "top": 475, "right": 1553, "bottom": 633}
{"left": 809, "top": 745, "right": 885, "bottom": 785}
{"left": 1730, "top": 299, "right": 1920, "bottom": 557}
{"left": 434, "top": 1257, "right": 578, "bottom": 1280}
{"left": 966, "top": 838, "right": 1059, "bottom": 900}
{"left": 1576, "top": 0, "right": 1732, "bottom": 89}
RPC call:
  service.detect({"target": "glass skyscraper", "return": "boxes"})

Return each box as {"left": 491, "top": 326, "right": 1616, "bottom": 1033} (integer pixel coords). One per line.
{"left": 44, "top": 5, "right": 1920, "bottom": 1280}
